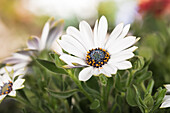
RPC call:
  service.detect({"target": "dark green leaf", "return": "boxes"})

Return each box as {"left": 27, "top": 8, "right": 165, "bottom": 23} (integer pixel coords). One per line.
{"left": 90, "top": 99, "right": 100, "bottom": 110}
{"left": 126, "top": 86, "right": 137, "bottom": 106}
{"left": 81, "top": 82, "right": 101, "bottom": 99}
{"left": 115, "top": 73, "right": 126, "bottom": 91}
{"left": 36, "top": 59, "right": 67, "bottom": 74}
{"left": 46, "top": 88, "right": 79, "bottom": 99}
{"left": 18, "top": 89, "right": 30, "bottom": 103}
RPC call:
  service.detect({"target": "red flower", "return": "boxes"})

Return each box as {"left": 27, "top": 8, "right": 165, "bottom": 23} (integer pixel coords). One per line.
{"left": 139, "top": 0, "right": 170, "bottom": 16}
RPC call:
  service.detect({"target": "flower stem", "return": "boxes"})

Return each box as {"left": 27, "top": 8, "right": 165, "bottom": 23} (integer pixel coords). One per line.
{"left": 67, "top": 70, "right": 93, "bottom": 102}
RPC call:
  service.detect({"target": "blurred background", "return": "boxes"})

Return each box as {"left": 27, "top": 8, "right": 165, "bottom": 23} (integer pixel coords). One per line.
{"left": 0, "top": 0, "right": 170, "bottom": 112}
{"left": 0, "top": 0, "right": 169, "bottom": 60}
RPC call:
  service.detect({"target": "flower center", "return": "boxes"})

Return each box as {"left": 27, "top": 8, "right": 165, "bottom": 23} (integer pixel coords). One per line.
{"left": 86, "top": 48, "right": 110, "bottom": 68}
{"left": 0, "top": 81, "right": 13, "bottom": 95}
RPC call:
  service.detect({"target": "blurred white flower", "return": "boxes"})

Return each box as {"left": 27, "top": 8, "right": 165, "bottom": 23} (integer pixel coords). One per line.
{"left": 58, "top": 16, "right": 139, "bottom": 81}
{"left": 23, "top": 0, "right": 104, "bottom": 19}
{"left": 0, "top": 18, "right": 64, "bottom": 74}
{"left": 0, "top": 68, "right": 25, "bottom": 103}
{"left": 114, "top": 0, "right": 138, "bottom": 24}
{"left": 160, "top": 85, "right": 170, "bottom": 108}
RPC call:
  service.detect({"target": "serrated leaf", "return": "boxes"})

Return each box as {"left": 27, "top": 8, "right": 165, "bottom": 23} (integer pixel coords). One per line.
{"left": 36, "top": 59, "right": 67, "bottom": 74}
{"left": 90, "top": 99, "right": 100, "bottom": 110}
{"left": 46, "top": 88, "right": 79, "bottom": 99}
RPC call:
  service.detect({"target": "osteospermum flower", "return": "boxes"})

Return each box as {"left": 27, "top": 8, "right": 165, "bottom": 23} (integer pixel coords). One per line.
{"left": 0, "top": 68, "right": 25, "bottom": 103}
{"left": 160, "top": 85, "right": 170, "bottom": 108}
{"left": 58, "top": 16, "right": 139, "bottom": 81}
{"left": 0, "top": 18, "right": 64, "bottom": 74}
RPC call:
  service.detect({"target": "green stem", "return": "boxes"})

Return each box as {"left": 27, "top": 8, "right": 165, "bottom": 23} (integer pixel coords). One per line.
{"left": 141, "top": 82, "right": 146, "bottom": 92}
{"left": 63, "top": 99, "right": 71, "bottom": 113}
{"left": 67, "top": 70, "right": 93, "bottom": 102}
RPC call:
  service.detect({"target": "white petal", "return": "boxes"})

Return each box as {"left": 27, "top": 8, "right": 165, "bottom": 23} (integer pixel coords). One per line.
{"left": 98, "top": 16, "right": 108, "bottom": 47}
{"left": 100, "top": 68, "right": 112, "bottom": 77}
{"left": 13, "top": 68, "right": 26, "bottom": 80}
{"left": 51, "top": 40, "right": 63, "bottom": 55}
{"left": 109, "top": 51, "right": 134, "bottom": 63}
{"left": 46, "top": 20, "right": 64, "bottom": 49}
{"left": 3, "top": 57, "right": 24, "bottom": 65}
{"left": 94, "top": 19, "right": 99, "bottom": 48}
{"left": 0, "top": 66, "right": 12, "bottom": 74}
{"left": 8, "top": 90, "right": 16, "bottom": 97}
{"left": 105, "top": 23, "right": 124, "bottom": 49}
{"left": 93, "top": 68, "right": 100, "bottom": 76}
{"left": 107, "top": 36, "right": 137, "bottom": 54}
{"left": 0, "top": 95, "right": 6, "bottom": 102}
{"left": 160, "top": 95, "right": 170, "bottom": 108}
{"left": 11, "top": 63, "right": 28, "bottom": 72}
{"left": 2, "top": 73, "right": 12, "bottom": 83}
{"left": 62, "top": 35, "right": 87, "bottom": 54}
{"left": 13, "top": 79, "right": 25, "bottom": 90}
{"left": 113, "top": 61, "right": 132, "bottom": 70}
{"left": 60, "top": 54, "right": 87, "bottom": 67}
{"left": 117, "top": 24, "right": 130, "bottom": 40}
{"left": 102, "top": 64, "right": 117, "bottom": 75}
{"left": 79, "top": 21, "right": 94, "bottom": 50}
{"left": 40, "top": 21, "right": 50, "bottom": 50}
{"left": 79, "top": 67, "right": 93, "bottom": 81}
{"left": 4, "top": 53, "right": 31, "bottom": 65}
{"left": 58, "top": 40, "right": 85, "bottom": 59}
{"left": 123, "top": 46, "right": 138, "bottom": 52}
{"left": 66, "top": 26, "right": 88, "bottom": 51}
{"left": 27, "top": 36, "right": 40, "bottom": 50}
{"left": 0, "top": 64, "right": 27, "bottom": 75}
{"left": 164, "top": 85, "right": 170, "bottom": 92}
{"left": 0, "top": 76, "right": 3, "bottom": 86}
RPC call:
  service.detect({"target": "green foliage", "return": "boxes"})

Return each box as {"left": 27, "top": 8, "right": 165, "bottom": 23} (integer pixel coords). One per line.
{"left": 90, "top": 99, "right": 100, "bottom": 110}
{"left": 36, "top": 59, "right": 67, "bottom": 74}
{"left": 45, "top": 88, "right": 79, "bottom": 99}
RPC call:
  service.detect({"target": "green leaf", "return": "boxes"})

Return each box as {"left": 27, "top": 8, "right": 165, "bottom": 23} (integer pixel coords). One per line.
{"left": 131, "top": 56, "right": 145, "bottom": 71}
{"left": 143, "top": 94, "right": 154, "bottom": 111}
{"left": 126, "top": 86, "right": 137, "bottom": 106}
{"left": 133, "top": 85, "right": 146, "bottom": 113}
{"left": 136, "top": 71, "right": 152, "bottom": 83}
{"left": 81, "top": 82, "right": 101, "bottom": 99}
{"left": 145, "top": 79, "right": 154, "bottom": 95}
{"left": 115, "top": 73, "right": 126, "bottom": 91}
{"left": 36, "top": 59, "right": 67, "bottom": 74}
{"left": 99, "top": 74, "right": 108, "bottom": 86}
{"left": 90, "top": 99, "right": 100, "bottom": 110}
{"left": 45, "top": 88, "right": 79, "bottom": 99}
{"left": 18, "top": 89, "right": 30, "bottom": 103}
{"left": 151, "top": 88, "right": 166, "bottom": 112}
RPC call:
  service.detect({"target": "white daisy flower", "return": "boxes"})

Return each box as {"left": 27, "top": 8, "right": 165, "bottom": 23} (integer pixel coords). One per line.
{"left": 58, "top": 16, "right": 139, "bottom": 81}
{"left": 0, "top": 68, "right": 25, "bottom": 103}
{"left": 0, "top": 18, "right": 64, "bottom": 74}
{"left": 160, "top": 85, "right": 170, "bottom": 108}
